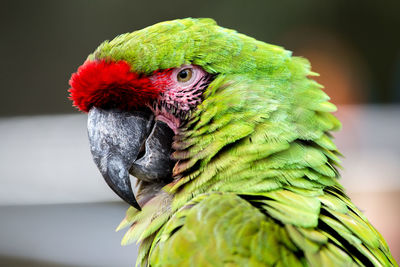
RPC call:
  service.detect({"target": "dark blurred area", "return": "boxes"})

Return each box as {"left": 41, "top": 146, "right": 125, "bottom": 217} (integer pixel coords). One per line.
{"left": 1, "top": 1, "right": 399, "bottom": 266}
{"left": 1, "top": 0, "right": 400, "bottom": 117}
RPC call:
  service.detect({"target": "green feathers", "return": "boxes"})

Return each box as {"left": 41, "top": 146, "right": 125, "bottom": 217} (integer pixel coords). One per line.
{"left": 90, "top": 18, "right": 290, "bottom": 75}
{"left": 93, "top": 18, "right": 397, "bottom": 266}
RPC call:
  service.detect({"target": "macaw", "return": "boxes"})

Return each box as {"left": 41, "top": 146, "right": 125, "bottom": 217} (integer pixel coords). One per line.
{"left": 69, "top": 18, "right": 397, "bottom": 266}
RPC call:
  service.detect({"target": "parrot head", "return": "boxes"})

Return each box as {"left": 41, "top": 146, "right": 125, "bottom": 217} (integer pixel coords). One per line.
{"left": 69, "top": 18, "right": 339, "bottom": 211}
{"left": 70, "top": 59, "right": 213, "bottom": 209}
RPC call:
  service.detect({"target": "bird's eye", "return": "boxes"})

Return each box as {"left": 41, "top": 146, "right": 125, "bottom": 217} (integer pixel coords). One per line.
{"left": 177, "top": 68, "right": 193, "bottom": 83}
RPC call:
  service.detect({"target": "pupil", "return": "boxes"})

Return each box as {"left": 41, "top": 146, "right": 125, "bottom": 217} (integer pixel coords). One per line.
{"left": 179, "top": 70, "right": 188, "bottom": 79}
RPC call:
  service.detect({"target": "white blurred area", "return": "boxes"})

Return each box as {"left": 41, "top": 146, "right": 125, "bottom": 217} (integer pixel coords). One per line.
{"left": 0, "top": 114, "right": 118, "bottom": 205}
{"left": 0, "top": 115, "right": 137, "bottom": 266}
{"left": 0, "top": 105, "right": 399, "bottom": 265}
{"left": 334, "top": 105, "right": 400, "bottom": 263}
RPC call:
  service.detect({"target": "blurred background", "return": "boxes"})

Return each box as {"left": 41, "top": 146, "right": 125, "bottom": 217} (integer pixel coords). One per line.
{"left": 1, "top": 0, "right": 399, "bottom": 266}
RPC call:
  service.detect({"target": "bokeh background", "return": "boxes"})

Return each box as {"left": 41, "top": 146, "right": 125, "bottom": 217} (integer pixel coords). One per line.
{"left": 1, "top": 0, "right": 399, "bottom": 266}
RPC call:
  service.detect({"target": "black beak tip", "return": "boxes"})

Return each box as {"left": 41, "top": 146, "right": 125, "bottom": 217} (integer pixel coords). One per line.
{"left": 102, "top": 160, "right": 142, "bottom": 210}
{"left": 104, "top": 172, "right": 142, "bottom": 210}
{"left": 125, "top": 195, "right": 142, "bottom": 210}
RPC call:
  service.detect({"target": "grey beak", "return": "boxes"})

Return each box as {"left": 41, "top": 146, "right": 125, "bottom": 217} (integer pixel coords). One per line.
{"left": 87, "top": 107, "right": 154, "bottom": 209}
{"left": 130, "top": 120, "right": 175, "bottom": 182}
{"left": 87, "top": 107, "right": 175, "bottom": 209}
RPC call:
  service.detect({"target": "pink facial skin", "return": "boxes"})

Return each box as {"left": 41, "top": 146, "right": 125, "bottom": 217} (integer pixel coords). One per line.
{"left": 149, "top": 65, "right": 211, "bottom": 133}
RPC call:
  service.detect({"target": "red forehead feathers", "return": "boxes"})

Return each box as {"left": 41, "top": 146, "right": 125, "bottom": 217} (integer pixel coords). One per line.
{"left": 68, "top": 60, "right": 161, "bottom": 112}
